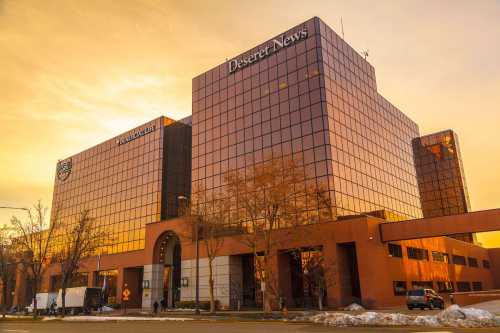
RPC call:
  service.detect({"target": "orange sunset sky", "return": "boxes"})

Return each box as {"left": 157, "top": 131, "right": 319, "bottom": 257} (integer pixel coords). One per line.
{"left": 1, "top": 1, "right": 499, "bottom": 246}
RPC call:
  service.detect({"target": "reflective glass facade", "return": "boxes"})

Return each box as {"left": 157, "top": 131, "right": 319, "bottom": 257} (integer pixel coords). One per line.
{"left": 319, "top": 20, "right": 422, "bottom": 220}
{"left": 51, "top": 117, "right": 191, "bottom": 254}
{"left": 413, "top": 130, "right": 470, "bottom": 217}
{"left": 413, "top": 130, "right": 472, "bottom": 242}
{"left": 191, "top": 17, "right": 422, "bottom": 223}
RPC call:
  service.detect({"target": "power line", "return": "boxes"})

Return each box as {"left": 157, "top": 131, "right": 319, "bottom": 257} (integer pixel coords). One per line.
{"left": 0, "top": 206, "right": 29, "bottom": 211}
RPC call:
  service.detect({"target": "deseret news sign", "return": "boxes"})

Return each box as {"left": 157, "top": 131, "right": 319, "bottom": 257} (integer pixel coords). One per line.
{"left": 228, "top": 27, "right": 308, "bottom": 74}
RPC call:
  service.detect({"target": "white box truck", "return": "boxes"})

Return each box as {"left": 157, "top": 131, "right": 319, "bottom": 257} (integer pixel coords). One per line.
{"left": 56, "top": 287, "right": 102, "bottom": 315}
{"left": 26, "top": 292, "right": 57, "bottom": 315}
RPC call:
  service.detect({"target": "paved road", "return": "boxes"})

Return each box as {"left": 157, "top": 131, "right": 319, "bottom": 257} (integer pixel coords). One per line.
{"left": 1, "top": 321, "right": 500, "bottom": 333}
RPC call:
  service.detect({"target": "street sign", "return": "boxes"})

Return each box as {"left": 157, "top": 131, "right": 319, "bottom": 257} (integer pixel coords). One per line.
{"left": 122, "top": 288, "right": 131, "bottom": 301}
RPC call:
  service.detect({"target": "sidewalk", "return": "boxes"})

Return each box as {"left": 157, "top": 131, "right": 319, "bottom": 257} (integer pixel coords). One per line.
{"left": 93, "top": 308, "right": 311, "bottom": 321}
{"left": 4, "top": 305, "right": 499, "bottom": 329}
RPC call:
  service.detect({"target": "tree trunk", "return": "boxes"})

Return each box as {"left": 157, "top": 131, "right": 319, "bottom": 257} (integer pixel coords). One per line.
{"left": 208, "top": 259, "right": 215, "bottom": 314}
{"left": 262, "top": 257, "right": 273, "bottom": 314}
{"left": 32, "top": 276, "right": 39, "bottom": 319}
{"left": 33, "top": 294, "right": 38, "bottom": 319}
{"left": 2, "top": 283, "right": 7, "bottom": 318}
{"left": 61, "top": 287, "right": 66, "bottom": 318}
{"left": 318, "top": 291, "right": 323, "bottom": 311}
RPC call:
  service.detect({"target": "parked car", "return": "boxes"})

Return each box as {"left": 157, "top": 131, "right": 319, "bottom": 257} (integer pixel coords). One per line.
{"left": 406, "top": 288, "right": 444, "bottom": 310}
{"left": 26, "top": 292, "right": 58, "bottom": 315}
{"left": 56, "top": 287, "right": 102, "bottom": 315}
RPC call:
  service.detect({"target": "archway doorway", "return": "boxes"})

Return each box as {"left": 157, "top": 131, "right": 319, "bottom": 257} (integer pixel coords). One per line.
{"left": 154, "top": 231, "right": 181, "bottom": 308}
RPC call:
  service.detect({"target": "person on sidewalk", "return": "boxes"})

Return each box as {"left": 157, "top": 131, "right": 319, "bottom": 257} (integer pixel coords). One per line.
{"left": 160, "top": 298, "right": 167, "bottom": 312}
{"left": 49, "top": 300, "right": 56, "bottom": 316}
{"left": 153, "top": 300, "right": 159, "bottom": 315}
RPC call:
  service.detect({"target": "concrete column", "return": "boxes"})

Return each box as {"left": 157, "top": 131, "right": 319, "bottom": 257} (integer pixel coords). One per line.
{"left": 142, "top": 264, "right": 163, "bottom": 309}
{"left": 123, "top": 268, "right": 142, "bottom": 308}
{"left": 88, "top": 270, "right": 96, "bottom": 287}
{"left": 116, "top": 267, "right": 124, "bottom": 304}
{"left": 267, "top": 250, "right": 281, "bottom": 310}
{"left": 180, "top": 256, "right": 234, "bottom": 309}
{"left": 229, "top": 255, "right": 243, "bottom": 309}
{"left": 13, "top": 263, "right": 27, "bottom": 308}
{"left": 278, "top": 251, "right": 293, "bottom": 308}
{"left": 324, "top": 242, "right": 342, "bottom": 308}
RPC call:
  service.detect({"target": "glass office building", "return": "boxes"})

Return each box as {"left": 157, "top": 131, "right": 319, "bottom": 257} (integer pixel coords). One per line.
{"left": 51, "top": 116, "right": 191, "bottom": 254}
{"left": 413, "top": 130, "right": 473, "bottom": 242}
{"left": 9, "top": 16, "right": 496, "bottom": 312}
{"left": 191, "top": 17, "right": 422, "bottom": 223}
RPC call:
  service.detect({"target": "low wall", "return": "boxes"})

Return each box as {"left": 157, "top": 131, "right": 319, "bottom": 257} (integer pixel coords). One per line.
{"left": 451, "top": 289, "right": 500, "bottom": 306}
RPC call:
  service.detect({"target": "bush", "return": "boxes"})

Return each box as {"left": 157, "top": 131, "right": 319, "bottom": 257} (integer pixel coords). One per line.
{"left": 174, "top": 300, "right": 220, "bottom": 310}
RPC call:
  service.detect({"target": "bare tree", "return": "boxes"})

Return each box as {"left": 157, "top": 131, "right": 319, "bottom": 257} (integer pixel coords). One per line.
{"left": 52, "top": 210, "right": 109, "bottom": 317}
{"left": 10, "top": 201, "right": 59, "bottom": 319}
{"left": 224, "top": 157, "right": 333, "bottom": 312}
{"left": 290, "top": 247, "right": 333, "bottom": 310}
{"left": 183, "top": 186, "right": 231, "bottom": 313}
{"left": 0, "top": 225, "right": 15, "bottom": 318}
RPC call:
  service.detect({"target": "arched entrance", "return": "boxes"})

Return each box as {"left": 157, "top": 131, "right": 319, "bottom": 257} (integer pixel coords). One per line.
{"left": 154, "top": 231, "right": 181, "bottom": 308}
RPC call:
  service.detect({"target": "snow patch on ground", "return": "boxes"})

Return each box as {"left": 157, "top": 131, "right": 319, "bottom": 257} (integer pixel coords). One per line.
{"left": 304, "top": 305, "right": 497, "bottom": 328}
{"left": 465, "top": 299, "right": 500, "bottom": 315}
{"left": 43, "top": 316, "right": 194, "bottom": 322}
{"left": 138, "top": 308, "right": 199, "bottom": 315}
{"left": 343, "top": 303, "right": 365, "bottom": 311}
{"left": 100, "top": 306, "right": 114, "bottom": 312}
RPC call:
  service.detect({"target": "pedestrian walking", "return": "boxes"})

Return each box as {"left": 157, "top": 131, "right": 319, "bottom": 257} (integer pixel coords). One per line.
{"left": 160, "top": 298, "right": 167, "bottom": 312}
{"left": 153, "top": 300, "right": 159, "bottom": 315}
{"left": 49, "top": 300, "right": 56, "bottom": 316}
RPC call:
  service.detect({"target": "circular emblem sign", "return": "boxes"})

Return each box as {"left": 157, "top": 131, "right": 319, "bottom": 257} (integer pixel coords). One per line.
{"left": 57, "top": 159, "right": 72, "bottom": 181}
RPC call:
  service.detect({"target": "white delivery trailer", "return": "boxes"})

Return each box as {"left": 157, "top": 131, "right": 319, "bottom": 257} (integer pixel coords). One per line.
{"left": 56, "top": 287, "right": 102, "bottom": 315}
{"left": 27, "top": 292, "right": 57, "bottom": 314}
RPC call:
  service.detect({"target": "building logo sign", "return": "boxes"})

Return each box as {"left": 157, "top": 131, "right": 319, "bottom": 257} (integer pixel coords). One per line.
{"left": 228, "top": 27, "right": 308, "bottom": 74}
{"left": 117, "top": 125, "right": 156, "bottom": 145}
{"left": 57, "top": 159, "right": 72, "bottom": 181}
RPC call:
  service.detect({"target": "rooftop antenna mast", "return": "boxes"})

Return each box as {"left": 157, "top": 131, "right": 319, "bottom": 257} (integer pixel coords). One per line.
{"left": 361, "top": 49, "right": 369, "bottom": 60}
{"left": 340, "top": 17, "right": 345, "bottom": 39}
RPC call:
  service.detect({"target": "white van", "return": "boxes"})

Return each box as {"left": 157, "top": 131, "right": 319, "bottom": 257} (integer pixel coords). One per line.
{"left": 27, "top": 292, "right": 57, "bottom": 314}
{"left": 56, "top": 287, "right": 102, "bottom": 315}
